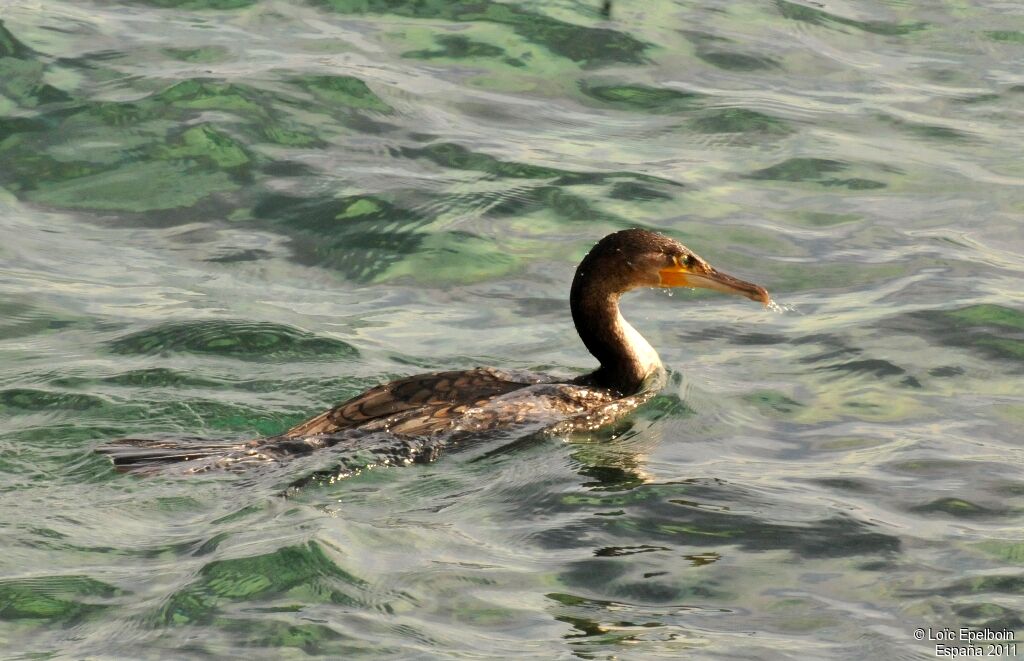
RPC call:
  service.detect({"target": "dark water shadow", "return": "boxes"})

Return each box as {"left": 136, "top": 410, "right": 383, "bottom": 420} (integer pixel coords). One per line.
{"left": 109, "top": 320, "right": 359, "bottom": 361}
{"left": 884, "top": 304, "right": 1024, "bottom": 369}
{"left": 310, "top": 0, "right": 649, "bottom": 68}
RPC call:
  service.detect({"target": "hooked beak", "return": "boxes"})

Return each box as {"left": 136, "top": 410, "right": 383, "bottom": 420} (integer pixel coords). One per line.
{"left": 659, "top": 256, "right": 770, "bottom": 305}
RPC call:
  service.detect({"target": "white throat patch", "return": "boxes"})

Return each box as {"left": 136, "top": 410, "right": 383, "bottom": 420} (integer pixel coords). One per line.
{"left": 616, "top": 309, "right": 663, "bottom": 377}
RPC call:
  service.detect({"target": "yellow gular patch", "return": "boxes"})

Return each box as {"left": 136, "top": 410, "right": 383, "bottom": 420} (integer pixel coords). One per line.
{"left": 658, "top": 256, "right": 690, "bottom": 287}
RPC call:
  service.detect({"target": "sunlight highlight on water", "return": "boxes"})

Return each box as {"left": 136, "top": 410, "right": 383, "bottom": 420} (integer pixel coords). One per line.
{"left": 1, "top": 0, "right": 1023, "bottom": 658}
{"left": 765, "top": 299, "right": 797, "bottom": 314}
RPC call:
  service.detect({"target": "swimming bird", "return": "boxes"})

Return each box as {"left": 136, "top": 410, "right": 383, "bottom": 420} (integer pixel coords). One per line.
{"left": 99, "top": 229, "right": 768, "bottom": 475}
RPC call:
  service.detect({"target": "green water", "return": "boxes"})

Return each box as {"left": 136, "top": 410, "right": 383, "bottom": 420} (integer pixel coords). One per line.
{"left": 2, "top": 0, "right": 1024, "bottom": 658}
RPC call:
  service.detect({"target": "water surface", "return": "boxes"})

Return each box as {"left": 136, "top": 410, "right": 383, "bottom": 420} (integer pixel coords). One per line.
{"left": 2, "top": 0, "right": 1024, "bottom": 658}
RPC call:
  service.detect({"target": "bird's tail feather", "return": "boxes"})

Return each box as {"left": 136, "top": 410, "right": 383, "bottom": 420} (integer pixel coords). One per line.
{"left": 97, "top": 437, "right": 247, "bottom": 474}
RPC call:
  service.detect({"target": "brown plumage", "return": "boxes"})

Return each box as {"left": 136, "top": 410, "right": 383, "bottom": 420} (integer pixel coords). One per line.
{"left": 284, "top": 368, "right": 534, "bottom": 438}
{"left": 98, "top": 229, "right": 768, "bottom": 475}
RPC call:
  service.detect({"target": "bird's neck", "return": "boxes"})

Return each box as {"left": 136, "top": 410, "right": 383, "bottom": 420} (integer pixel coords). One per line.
{"left": 570, "top": 279, "right": 663, "bottom": 395}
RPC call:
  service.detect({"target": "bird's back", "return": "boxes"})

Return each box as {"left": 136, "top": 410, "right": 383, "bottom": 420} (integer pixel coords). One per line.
{"left": 283, "top": 367, "right": 538, "bottom": 438}
{"left": 98, "top": 367, "right": 645, "bottom": 475}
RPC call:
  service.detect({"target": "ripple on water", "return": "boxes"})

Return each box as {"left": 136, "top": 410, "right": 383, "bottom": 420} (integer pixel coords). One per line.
{"left": 2, "top": 0, "right": 1024, "bottom": 658}
{"left": 108, "top": 320, "right": 359, "bottom": 361}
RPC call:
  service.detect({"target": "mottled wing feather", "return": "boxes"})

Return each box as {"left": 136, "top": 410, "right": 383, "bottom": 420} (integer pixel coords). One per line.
{"left": 283, "top": 368, "right": 531, "bottom": 438}
{"left": 99, "top": 370, "right": 654, "bottom": 475}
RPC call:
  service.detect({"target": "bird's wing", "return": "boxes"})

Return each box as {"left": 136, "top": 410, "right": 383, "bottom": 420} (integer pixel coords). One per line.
{"left": 282, "top": 367, "right": 533, "bottom": 438}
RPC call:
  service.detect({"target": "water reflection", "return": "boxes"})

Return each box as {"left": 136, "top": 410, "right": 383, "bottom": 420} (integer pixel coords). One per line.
{"left": 2, "top": 0, "right": 1024, "bottom": 658}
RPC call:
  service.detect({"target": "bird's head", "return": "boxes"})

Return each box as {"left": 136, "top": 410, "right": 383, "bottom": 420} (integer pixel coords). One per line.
{"left": 575, "top": 228, "right": 770, "bottom": 304}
